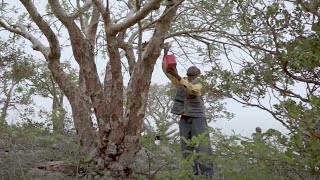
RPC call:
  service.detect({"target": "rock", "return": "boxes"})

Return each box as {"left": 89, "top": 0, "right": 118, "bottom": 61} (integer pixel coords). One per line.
{"left": 35, "top": 161, "right": 77, "bottom": 175}
{"left": 131, "top": 147, "right": 153, "bottom": 174}
{"left": 18, "top": 150, "right": 24, "bottom": 154}
{"left": 26, "top": 168, "right": 68, "bottom": 179}
{"left": 95, "top": 158, "right": 104, "bottom": 170}
{"left": 51, "top": 143, "right": 59, "bottom": 150}
{"left": 94, "top": 175, "right": 101, "bottom": 179}
{"left": 0, "top": 138, "right": 7, "bottom": 147}
{"left": 88, "top": 148, "right": 98, "bottom": 161}
{"left": 87, "top": 174, "right": 93, "bottom": 179}
{"left": 160, "top": 146, "right": 172, "bottom": 155}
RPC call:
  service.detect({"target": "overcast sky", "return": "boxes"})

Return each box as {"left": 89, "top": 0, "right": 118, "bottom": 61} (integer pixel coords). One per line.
{"left": 150, "top": 54, "right": 288, "bottom": 137}
{"left": 2, "top": 0, "right": 289, "bottom": 137}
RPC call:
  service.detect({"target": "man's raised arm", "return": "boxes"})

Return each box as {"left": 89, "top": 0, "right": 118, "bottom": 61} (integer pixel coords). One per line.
{"left": 162, "top": 43, "right": 179, "bottom": 87}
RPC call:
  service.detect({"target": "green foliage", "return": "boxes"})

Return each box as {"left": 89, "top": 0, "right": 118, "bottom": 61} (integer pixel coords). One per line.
{"left": 0, "top": 40, "right": 37, "bottom": 125}
{"left": 201, "top": 0, "right": 320, "bottom": 178}
{"left": 140, "top": 127, "right": 320, "bottom": 179}
{"left": 0, "top": 122, "right": 85, "bottom": 179}
{"left": 0, "top": 37, "right": 74, "bottom": 131}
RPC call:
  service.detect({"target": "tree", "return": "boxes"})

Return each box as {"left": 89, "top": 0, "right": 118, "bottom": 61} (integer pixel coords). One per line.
{"left": 0, "top": 37, "right": 73, "bottom": 133}
{"left": 29, "top": 61, "right": 77, "bottom": 134}
{"left": 0, "top": 0, "right": 184, "bottom": 177}
{"left": 0, "top": 39, "right": 35, "bottom": 126}
{"left": 199, "top": 0, "right": 320, "bottom": 176}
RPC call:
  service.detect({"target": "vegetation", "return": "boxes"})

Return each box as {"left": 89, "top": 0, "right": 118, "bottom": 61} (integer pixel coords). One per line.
{"left": 0, "top": 0, "right": 320, "bottom": 179}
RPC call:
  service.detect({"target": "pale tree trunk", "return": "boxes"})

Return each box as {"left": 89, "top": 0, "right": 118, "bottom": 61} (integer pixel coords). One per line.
{"left": 0, "top": 83, "right": 15, "bottom": 126}
{"left": 51, "top": 94, "right": 66, "bottom": 134}
{"left": 19, "top": 0, "right": 96, "bottom": 150}
{"left": 48, "top": 57, "right": 96, "bottom": 151}
{"left": 51, "top": 76, "right": 66, "bottom": 134}
{"left": 92, "top": 0, "right": 183, "bottom": 177}
{"left": 1, "top": 0, "right": 183, "bottom": 178}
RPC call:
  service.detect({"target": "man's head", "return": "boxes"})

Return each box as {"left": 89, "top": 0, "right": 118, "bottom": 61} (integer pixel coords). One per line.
{"left": 255, "top": 127, "right": 262, "bottom": 133}
{"left": 187, "top": 66, "right": 201, "bottom": 77}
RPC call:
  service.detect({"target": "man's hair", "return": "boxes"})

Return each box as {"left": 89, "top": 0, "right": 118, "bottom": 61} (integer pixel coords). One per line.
{"left": 187, "top": 66, "right": 201, "bottom": 77}
{"left": 255, "top": 127, "right": 262, "bottom": 133}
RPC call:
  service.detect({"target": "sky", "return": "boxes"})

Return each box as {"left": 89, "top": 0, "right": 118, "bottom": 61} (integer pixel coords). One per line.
{"left": 1, "top": 0, "right": 290, "bottom": 138}
{"left": 150, "top": 54, "right": 288, "bottom": 137}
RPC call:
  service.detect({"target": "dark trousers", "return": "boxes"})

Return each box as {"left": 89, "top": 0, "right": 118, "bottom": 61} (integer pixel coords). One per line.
{"left": 179, "top": 116, "right": 214, "bottom": 176}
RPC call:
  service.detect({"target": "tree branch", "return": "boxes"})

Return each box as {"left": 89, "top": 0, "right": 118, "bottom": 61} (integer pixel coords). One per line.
{"left": 20, "top": 0, "right": 61, "bottom": 58}
{"left": 111, "top": 0, "right": 162, "bottom": 33}
{"left": 296, "top": 0, "right": 320, "bottom": 17}
{"left": 48, "top": 0, "right": 73, "bottom": 25}
{"left": 92, "top": 0, "right": 111, "bottom": 27}
{"left": 0, "top": 20, "right": 49, "bottom": 57}
{"left": 281, "top": 60, "right": 320, "bottom": 86}
{"left": 117, "top": 31, "right": 136, "bottom": 75}
{"left": 70, "top": 0, "right": 93, "bottom": 20}
{"left": 86, "top": 3, "right": 100, "bottom": 44}
{"left": 229, "top": 96, "right": 289, "bottom": 129}
{"left": 48, "top": 0, "right": 85, "bottom": 48}
{"left": 49, "top": 0, "right": 103, "bottom": 109}
{"left": 127, "top": 0, "right": 184, "bottom": 44}
{"left": 124, "top": 0, "right": 184, "bottom": 138}
{"left": 116, "top": 2, "right": 138, "bottom": 75}
{"left": 18, "top": 0, "right": 80, "bottom": 106}
{"left": 269, "top": 83, "right": 310, "bottom": 103}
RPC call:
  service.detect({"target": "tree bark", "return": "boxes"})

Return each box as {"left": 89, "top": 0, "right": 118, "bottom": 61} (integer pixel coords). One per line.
{"left": 50, "top": 75, "right": 65, "bottom": 134}
{"left": 0, "top": 83, "right": 15, "bottom": 126}
{"left": 2, "top": 0, "right": 183, "bottom": 177}
{"left": 51, "top": 94, "right": 66, "bottom": 134}
{"left": 94, "top": 0, "right": 183, "bottom": 177}
{"left": 48, "top": 58, "right": 96, "bottom": 150}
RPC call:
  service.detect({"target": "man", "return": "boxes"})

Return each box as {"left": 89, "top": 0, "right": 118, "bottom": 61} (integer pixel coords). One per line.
{"left": 162, "top": 47, "right": 214, "bottom": 177}
{"left": 252, "top": 127, "right": 263, "bottom": 142}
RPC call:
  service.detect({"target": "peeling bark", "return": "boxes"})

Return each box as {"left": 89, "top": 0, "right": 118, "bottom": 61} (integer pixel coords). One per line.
{"left": 2, "top": 0, "right": 184, "bottom": 177}
{"left": 48, "top": 59, "right": 95, "bottom": 150}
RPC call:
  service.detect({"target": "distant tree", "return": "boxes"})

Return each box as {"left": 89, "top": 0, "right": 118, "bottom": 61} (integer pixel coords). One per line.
{"left": 0, "top": 36, "right": 77, "bottom": 133}
{"left": 0, "top": 40, "right": 35, "bottom": 126}
{"left": 29, "top": 61, "right": 77, "bottom": 134}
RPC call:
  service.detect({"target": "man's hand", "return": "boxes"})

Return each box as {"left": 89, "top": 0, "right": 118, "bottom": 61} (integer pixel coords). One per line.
{"left": 163, "top": 41, "right": 173, "bottom": 53}
{"left": 167, "top": 68, "right": 182, "bottom": 81}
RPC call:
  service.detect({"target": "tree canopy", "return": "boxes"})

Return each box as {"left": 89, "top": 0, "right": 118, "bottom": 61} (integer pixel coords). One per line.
{"left": 1, "top": 0, "right": 320, "bottom": 178}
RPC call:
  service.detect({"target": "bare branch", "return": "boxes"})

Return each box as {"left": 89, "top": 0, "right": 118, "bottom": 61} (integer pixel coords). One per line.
{"left": 128, "top": 0, "right": 184, "bottom": 44}
{"left": 229, "top": 96, "right": 289, "bottom": 129}
{"left": 48, "top": 0, "right": 85, "bottom": 43}
{"left": 48, "top": 0, "right": 73, "bottom": 25}
{"left": 124, "top": 0, "right": 184, "bottom": 139}
{"left": 137, "top": 0, "right": 143, "bottom": 63}
{"left": 77, "top": 0, "right": 89, "bottom": 33}
{"left": 117, "top": 31, "right": 136, "bottom": 75}
{"left": 70, "top": 0, "right": 93, "bottom": 20}
{"left": 0, "top": 20, "right": 49, "bottom": 57}
{"left": 20, "top": 0, "right": 61, "bottom": 58}
{"left": 115, "top": 1, "right": 138, "bottom": 75}
{"left": 281, "top": 60, "right": 320, "bottom": 86}
{"left": 166, "top": 28, "right": 214, "bottom": 38}
{"left": 92, "top": 0, "right": 111, "bottom": 26}
{"left": 111, "top": 0, "right": 162, "bottom": 33}
{"left": 86, "top": 3, "right": 101, "bottom": 44}
{"left": 269, "top": 83, "right": 310, "bottom": 103}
